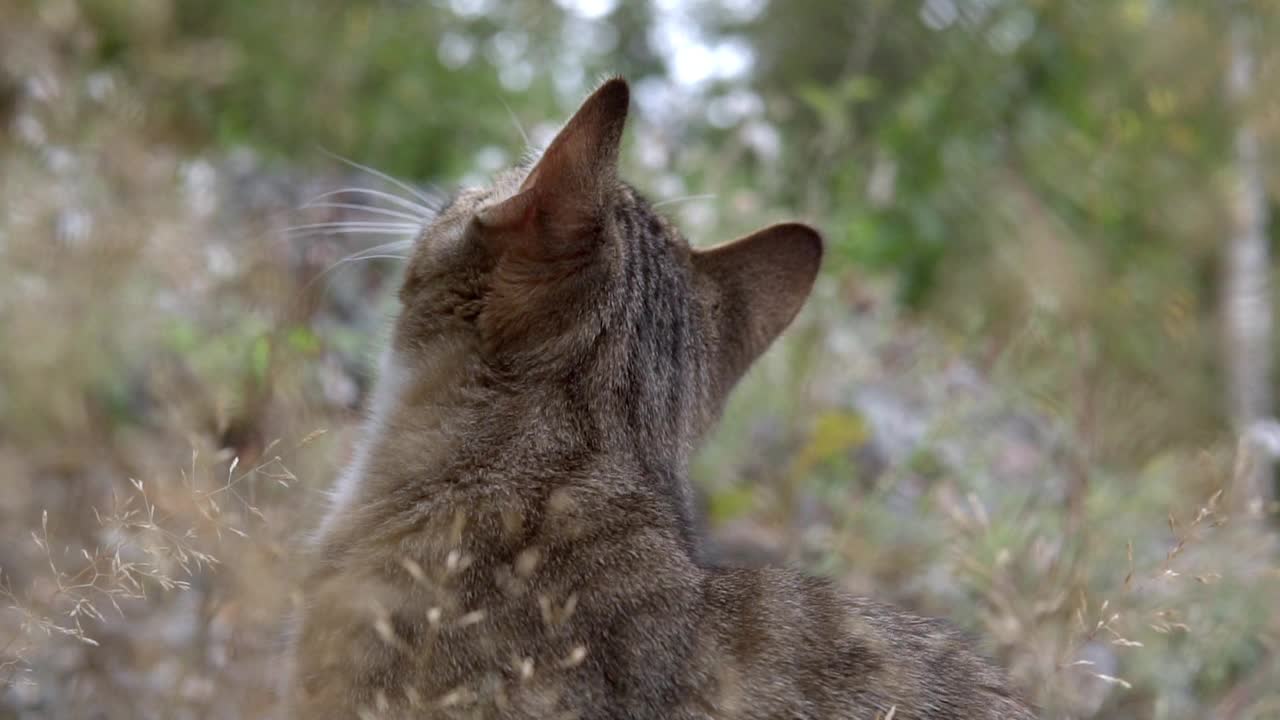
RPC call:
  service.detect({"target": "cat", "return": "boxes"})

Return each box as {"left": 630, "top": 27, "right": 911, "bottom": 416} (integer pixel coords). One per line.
{"left": 285, "top": 78, "right": 1037, "bottom": 719}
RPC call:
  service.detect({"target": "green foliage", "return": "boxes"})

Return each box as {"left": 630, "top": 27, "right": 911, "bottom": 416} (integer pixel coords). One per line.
{"left": 78, "top": 0, "right": 568, "bottom": 179}
{"left": 725, "top": 1, "right": 1252, "bottom": 464}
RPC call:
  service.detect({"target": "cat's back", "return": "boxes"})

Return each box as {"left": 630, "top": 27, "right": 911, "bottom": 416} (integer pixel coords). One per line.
{"left": 290, "top": 464, "right": 712, "bottom": 719}
{"left": 693, "top": 566, "right": 1036, "bottom": 719}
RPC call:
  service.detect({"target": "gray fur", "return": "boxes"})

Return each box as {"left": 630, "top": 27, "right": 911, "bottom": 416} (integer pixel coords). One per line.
{"left": 286, "top": 78, "right": 1036, "bottom": 719}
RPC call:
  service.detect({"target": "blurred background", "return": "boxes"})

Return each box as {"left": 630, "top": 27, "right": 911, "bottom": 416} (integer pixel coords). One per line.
{"left": 2, "top": 0, "right": 1279, "bottom": 717}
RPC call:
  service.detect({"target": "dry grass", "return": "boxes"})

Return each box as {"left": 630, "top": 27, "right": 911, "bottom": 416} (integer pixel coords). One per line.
{"left": 1, "top": 12, "right": 367, "bottom": 715}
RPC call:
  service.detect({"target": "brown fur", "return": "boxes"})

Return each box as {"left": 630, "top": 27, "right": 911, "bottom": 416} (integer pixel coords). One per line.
{"left": 286, "top": 79, "right": 1037, "bottom": 719}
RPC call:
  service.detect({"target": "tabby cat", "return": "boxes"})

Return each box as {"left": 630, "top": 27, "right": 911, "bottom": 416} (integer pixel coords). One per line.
{"left": 286, "top": 78, "right": 1036, "bottom": 719}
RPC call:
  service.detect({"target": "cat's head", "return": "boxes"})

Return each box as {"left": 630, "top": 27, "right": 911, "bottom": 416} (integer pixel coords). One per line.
{"left": 395, "top": 78, "right": 820, "bottom": 445}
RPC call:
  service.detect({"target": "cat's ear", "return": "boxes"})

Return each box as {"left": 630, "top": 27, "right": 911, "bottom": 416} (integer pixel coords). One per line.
{"left": 476, "top": 78, "right": 629, "bottom": 258}
{"left": 693, "top": 223, "right": 823, "bottom": 395}
{"left": 519, "top": 76, "right": 628, "bottom": 198}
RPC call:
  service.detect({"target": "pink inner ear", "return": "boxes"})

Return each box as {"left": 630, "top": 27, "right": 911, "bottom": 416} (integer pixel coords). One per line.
{"left": 518, "top": 160, "right": 544, "bottom": 194}
{"left": 518, "top": 166, "right": 538, "bottom": 194}
{"left": 515, "top": 78, "right": 628, "bottom": 202}
{"left": 476, "top": 188, "right": 537, "bottom": 232}
{"left": 517, "top": 135, "right": 588, "bottom": 202}
{"left": 476, "top": 79, "right": 629, "bottom": 259}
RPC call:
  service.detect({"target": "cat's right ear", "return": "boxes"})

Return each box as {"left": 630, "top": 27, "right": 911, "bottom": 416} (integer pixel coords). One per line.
{"left": 693, "top": 223, "right": 823, "bottom": 398}
{"left": 471, "top": 80, "right": 630, "bottom": 358}
{"left": 475, "top": 78, "right": 630, "bottom": 261}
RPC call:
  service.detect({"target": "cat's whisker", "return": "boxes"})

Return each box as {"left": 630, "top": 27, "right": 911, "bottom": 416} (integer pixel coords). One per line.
{"left": 301, "top": 202, "right": 426, "bottom": 223}
{"left": 308, "top": 253, "right": 409, "bottom": 281}
{"left": 286, "top": 221, "right": 421, "bottom": 235}
{"left": 382, "top": 238, "right": 416, "bottom": 252}
{"left": 334, "top": 254, "right": 408, "bottom": 263}
{"left": 502, "top": 99, "right": 532, "bottom": 149}
{"left": 319, "top": 148, "right": 440, "bottom": 207}
{"left": 334, "top": 238, "right": 414, "bottom": 258}
{"left": 287, "top": 228, "right": 422, "bottom": 241}
{"left": 305, "top": 188, "right": 436, "bottom": 218}
{"left": 300, "top": 241, "right": 413, "bottom": 294}
{"left": 337, "top": 238, "right": 415, "bottom": 256}
{"left": 652, "top": 194, "right": 718, "bottom": 208}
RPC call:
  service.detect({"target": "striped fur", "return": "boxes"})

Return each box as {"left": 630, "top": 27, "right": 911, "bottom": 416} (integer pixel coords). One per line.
{"left": 286, "top": 78, "right": 1036, "bottom": 719}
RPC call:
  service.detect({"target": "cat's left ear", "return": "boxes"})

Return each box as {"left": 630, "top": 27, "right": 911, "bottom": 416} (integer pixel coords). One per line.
{"left": 693, "top": 223, "right": 823, "bottom": 399}
{"left": 475, "top": 78, "right": 629, "bottom": 258}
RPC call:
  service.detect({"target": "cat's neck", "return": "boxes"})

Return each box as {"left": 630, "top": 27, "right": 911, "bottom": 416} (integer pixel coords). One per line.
{"left": 314, "top": 342, "right": 694, "bottom": 552}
